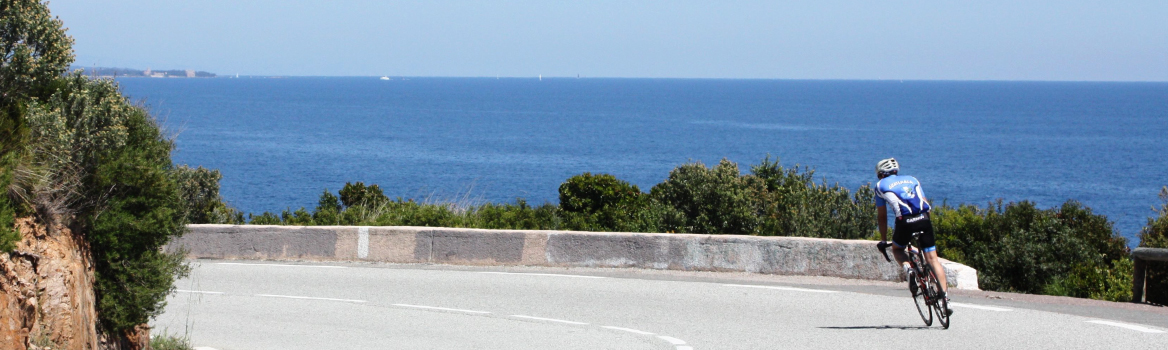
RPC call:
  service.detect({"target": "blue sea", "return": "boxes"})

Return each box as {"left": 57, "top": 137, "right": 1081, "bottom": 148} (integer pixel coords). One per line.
{"left": 117, "top": 77, "right": 1168, "bottom": 243}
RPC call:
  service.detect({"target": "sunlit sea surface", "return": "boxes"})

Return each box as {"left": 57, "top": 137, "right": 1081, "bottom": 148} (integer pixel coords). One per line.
{"left": 118, "top": 77, "right": 1168, "bottom": 243}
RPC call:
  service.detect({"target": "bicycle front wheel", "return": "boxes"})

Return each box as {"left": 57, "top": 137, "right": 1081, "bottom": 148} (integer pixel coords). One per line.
{"left": 928, "top": 271, "right": 950, "bottom": 329}
{"left": 910, "top": 271, "right": 933, "bottom": 326}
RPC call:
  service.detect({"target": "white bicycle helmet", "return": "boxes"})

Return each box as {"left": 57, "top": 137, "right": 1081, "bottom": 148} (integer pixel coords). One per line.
{"left": 876, "top": 158, "right": 899, "bottom": 176}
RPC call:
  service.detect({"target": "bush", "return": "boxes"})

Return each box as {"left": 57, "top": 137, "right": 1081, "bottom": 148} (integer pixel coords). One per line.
{"left": 751, "top": 156, "right": 876, "bottom": 239}
{"left": 1044, "top": 258, "right": 1132, "bottom": 302}
{"left": 557, "top": 173, "right": 680, "bottom": 232}
{"left": 933, "top": 200, "right": 1130, "bottom": 300}
{"left": 172, "top": 165, "right": 238, "bottom": 224}
{"left": 249, "top": 212, "right": 282, "bottom": 225}
{"left": 0, "top": 0, "right": 74, "bottom": 103}
{"left": 468, "top": 199, "right": 561, "bottom": 230}
{"left": 650, "top": 159, "right": 766, "bottom": 234}
{"left": 78, "top": 82, "right": 191, "bottom": 332}
{"left": 281, "top": 207, "right": 315, "bottom": 226}
{"left": 2, "top": 2, "right": 206, "bottom": 334}
{"left": 559, "top": 173, "right": 641, "bottom": 213}
{"left": 338, "top": 182, "right": 388, "bottom": 208}
{"left": 1138, "top": 186, "right": 1168, "bottom": 304}
{"left": 2, "top": 0, "right": 74, "bottom": 251}
{"left": 150, "top": 333, "right": 193, "bottom": 350}
{"left": 248, "top": 157, "right": 873, "bottom": 239}
{"left": 0, "top": 174, "right": 17, "bottom": 251}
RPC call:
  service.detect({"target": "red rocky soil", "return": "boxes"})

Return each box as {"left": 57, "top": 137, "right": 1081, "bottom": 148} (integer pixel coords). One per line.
{"left": 0, "top": 218, "right": 98, "bottom": 350}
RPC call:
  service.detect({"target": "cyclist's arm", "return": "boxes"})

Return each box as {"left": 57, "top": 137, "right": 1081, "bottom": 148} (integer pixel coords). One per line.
{"left": 877, "top": 205, "right": 888, "bottom": 242}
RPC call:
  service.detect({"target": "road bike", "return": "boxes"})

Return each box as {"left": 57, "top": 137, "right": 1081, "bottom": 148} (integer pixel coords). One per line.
{"left": 877, "top": 232, "right": 951, "bottom": 329}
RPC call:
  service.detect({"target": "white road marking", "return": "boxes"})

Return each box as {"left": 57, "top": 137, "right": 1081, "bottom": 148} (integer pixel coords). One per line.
{"left": 1086, "top": 320, "right": 1165, "bottom": 334}
{"left": 658, "top": 335, "right": 687, "bottom": 345}
{"left": 193, "top": 347, "right": 218, "bottom": 350}
{"left": 948, "top": 302, "right": 1012, "bottom": 312}
{"left": 602, "top": 326, "right": 655, "bottom": 335}
{"left": 216, "top": 262, "right": 346, "bottom": 268}
{"left": 723, "top": 284, "right": 838, "bottom": 293}
{"left": 358, "top": 226, "right": 370, "bottom": 258}
{"left": 604, "top": 326, "right": 693, "bottom": 349}
{"left": 510, "top": 315, "right": 590, "bottom": 325}
{"left": 392, "top": 304, "right": 491, "bottom": 314}
{"left": 255, "top": 294, "right": 366, "bottom": 303}
{"left": 481, "top": 272, "right": 605, "bottom": 279}
{"left": 176, "top": 290, "right": 224, "bottom": 295}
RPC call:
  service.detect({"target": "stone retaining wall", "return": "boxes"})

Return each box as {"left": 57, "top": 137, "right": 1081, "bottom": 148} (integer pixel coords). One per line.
{"left": 169, "top": 224, "right": 980, "bottom": 290}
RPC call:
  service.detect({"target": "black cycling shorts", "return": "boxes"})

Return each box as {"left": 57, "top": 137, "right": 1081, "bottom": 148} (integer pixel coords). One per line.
{"left": 892, "top": 212, "right": 936, "bottom": 252}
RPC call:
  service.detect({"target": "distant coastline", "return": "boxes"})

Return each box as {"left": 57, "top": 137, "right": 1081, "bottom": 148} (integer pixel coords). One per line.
{"left": 73, "top": 66, "right": 216, "bottom": 78}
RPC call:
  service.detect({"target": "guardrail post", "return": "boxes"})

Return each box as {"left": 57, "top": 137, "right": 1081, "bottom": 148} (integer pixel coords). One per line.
{"left": 1131, "top": 247, "right": 1168, "bottom": 304}
{"left": 1132, "top": 257, "right": 1146, "bottom": 304}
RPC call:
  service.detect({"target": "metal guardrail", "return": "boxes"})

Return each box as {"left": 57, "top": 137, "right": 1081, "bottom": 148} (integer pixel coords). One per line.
{"left": 1132, "top": 247, "right": 1168, "bottom": 303}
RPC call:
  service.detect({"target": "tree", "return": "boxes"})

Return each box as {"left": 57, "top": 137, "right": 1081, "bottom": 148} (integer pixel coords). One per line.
{"left": 1, "top": 0, "right": 75, "bottom": 251}
{"left": 3, "top": 1, "right": 197, "bottom": 335}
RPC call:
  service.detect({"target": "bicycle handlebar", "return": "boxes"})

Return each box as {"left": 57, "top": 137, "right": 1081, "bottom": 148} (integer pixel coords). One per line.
{"left": 876, "top": 242, "right": 893, "bottom": 262}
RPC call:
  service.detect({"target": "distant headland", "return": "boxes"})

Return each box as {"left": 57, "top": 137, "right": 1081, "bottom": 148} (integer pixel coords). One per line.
{"left": 73, "top": 66, "right": 217, "bottom": 78}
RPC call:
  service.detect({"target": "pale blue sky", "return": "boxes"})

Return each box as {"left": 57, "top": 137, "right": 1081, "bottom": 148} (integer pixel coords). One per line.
{"left": 51, "top": 1, "right": 1168, "bottom": 81}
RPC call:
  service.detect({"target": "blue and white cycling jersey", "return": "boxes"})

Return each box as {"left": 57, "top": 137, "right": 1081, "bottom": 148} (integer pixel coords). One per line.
{"left": 874, "top": 174, "right": 931, "bottom": 217}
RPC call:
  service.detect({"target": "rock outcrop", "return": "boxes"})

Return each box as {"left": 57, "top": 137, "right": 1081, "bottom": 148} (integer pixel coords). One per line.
{"left": 1, "top": 218, "right": 98, "bottom": 350}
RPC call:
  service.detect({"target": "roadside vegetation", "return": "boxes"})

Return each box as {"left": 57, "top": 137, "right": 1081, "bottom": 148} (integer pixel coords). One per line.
{"left": 210, "top": 158, "right": 1168, "bottom": 304}
{"left": 222, "top": 157, "right": 878, "bottom": 240}
{"left": 2, "top": 0, "right": 205, "bottom": 341}
{"left": 150, "top": 333, "right": 194, "bottom": 350}
{"left": 932, "top": 201, "right": 1132, "bottom": 301}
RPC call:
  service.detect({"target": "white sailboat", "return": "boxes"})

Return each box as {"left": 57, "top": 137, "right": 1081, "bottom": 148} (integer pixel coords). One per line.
{"left": 380, "top": 76, "right": 390, "bottom": 80}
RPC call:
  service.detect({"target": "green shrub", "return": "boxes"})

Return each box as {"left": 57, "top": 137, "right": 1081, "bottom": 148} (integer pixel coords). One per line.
{"left": 80, "top": 85, "right": 191, "bottom": 332}
{"left": 3, "top": 0, "right": 75, "bottom": 246}
{"left": 281, "top": 207, "right": 315, "bottom": 226}
{"left": 650, "top": 159, "right": 766, "bottom": 234}
{"left": 1044, "top": 258, "right": 1132, "bottom": 302}
{"left": 0, "top": 0, "right": 75, "bottom": 103}
{"left": 249, "top": 212, "right": 282, "bottom": 225}
{"left": 309, "top": 189, "right": 343, "bottom": 225}
{"left": 559, "top": 173, "right": 641, "bottom": 213}
{"left": 1, "top": 107, "right": 25, "bottom": 251}
{"left": 150, "top": 333, "right": 193, "bottom": 350}
{"left": 0, "top": 175, "right": 17, "bottom": 251}
{"left": 338, "top": 182, "right": 388, "bottom": 208}
{"left": 468, "top": 199, "right": 561, "bottom": 230}
{"left": 2, "top": 1, "right": 202, "bottom": 334}
{"left": 1138, "top": 186, "right": 1168, "bottom": 304}
{"left": 8, "top": 72, "right": 194, "bottom": 331}
{"left": 933, "top": 200, "right": 1130, "bottom": 300}
{"left": 751, "top": 156, "right": 876, "bottom": 239}
{"left": 556, "top": 173, "right": 680, "bottom": 232}
{"left": 247, "top": 157, "right": 871, "bottom": 239}
{"left": 172, "top": 165, "right": 237, "bottom": 224}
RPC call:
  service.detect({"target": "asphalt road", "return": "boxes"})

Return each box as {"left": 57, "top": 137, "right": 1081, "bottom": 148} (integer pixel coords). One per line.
{"left": 152, "top": 260, "right": 1168, "bottom": 350}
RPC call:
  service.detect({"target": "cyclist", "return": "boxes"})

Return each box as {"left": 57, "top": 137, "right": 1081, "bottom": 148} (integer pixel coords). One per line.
{"left": 874, "top": 158, "right": 952, "bottom": 315}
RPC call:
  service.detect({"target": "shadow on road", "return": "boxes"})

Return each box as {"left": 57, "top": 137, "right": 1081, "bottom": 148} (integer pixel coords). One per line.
{"left": 818, "top": 325, "right": 935, "bottom": 330}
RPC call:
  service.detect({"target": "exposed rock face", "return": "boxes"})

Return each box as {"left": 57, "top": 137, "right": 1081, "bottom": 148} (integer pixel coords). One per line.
{"left": 1, "top": 218, "right": 99, "bottom": 350}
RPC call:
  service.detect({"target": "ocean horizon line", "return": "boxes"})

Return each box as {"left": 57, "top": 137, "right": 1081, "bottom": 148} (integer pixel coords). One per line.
{"left": 110, "top": 75, "right": 1168, "bottom": 84}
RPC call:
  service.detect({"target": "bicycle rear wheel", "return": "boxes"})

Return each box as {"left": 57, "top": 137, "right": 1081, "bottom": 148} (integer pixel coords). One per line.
{"left": 927, "top": 271, "right": 950, "bottom": 329}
